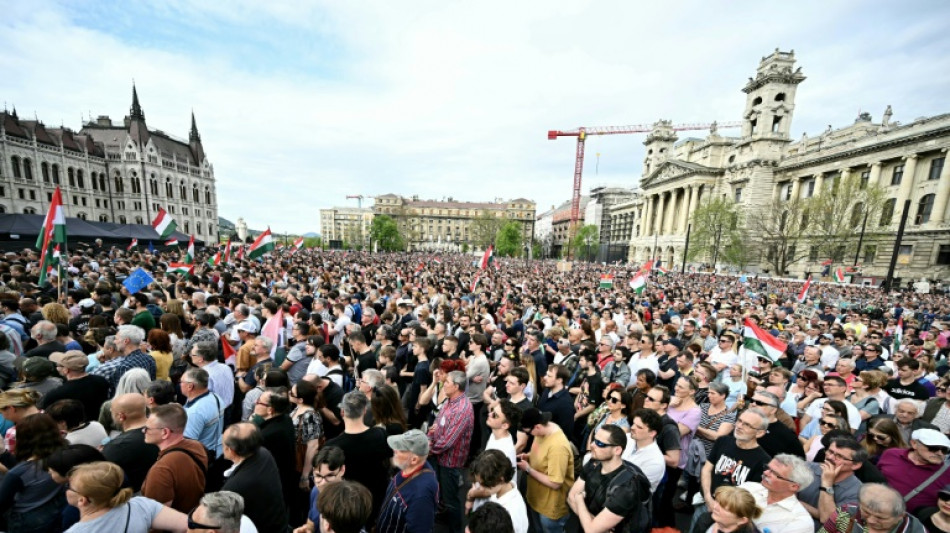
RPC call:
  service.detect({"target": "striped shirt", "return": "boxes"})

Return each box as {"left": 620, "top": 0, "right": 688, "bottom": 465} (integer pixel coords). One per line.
{"left": 428, "top": 393, "right": 474, "bottom": 468}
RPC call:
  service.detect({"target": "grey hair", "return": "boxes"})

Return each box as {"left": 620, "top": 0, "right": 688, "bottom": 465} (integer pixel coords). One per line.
{"left": 200, "top": 491, "right": 244, "bottom": 533}
{"left": 33, "top": 321, "right": 57, "bottom": 342}
{"left": 600, "top": 336, "right": 615, "bottom": 349}
{"left": 743, "top": 407, "right": 770, "bottom": 430}
{"left": 362, "top": 307, "right": 376, "bottom": 319}
{"left": 837, "top": 358, "right": 856, "bottom": 370}
{"left": 361, "top": 369, "right": 385, "bottom": 390}
{"left": 340, "top": 390, "right": 369, "bottom": 419}
{"left": 257, "top": 336, "right": 274, "bottom": 352}
{"left": 116, "top": 324, "right": 145, "bottom": 345}
{"left": 753, "top": 390, "right": 780, "bottom": 407}
{"left": 115, "top": 368, "right": 151, "bottom": 397}
{"left": 447, "top": 370, "right": 467, "bottom": 391}
{"left": 192, "top": 341, "right": 218, "bottom": 363}
{"left": 184, "top": 367, "right": 210, "bottom": 390}
{"left": 103, "top": 335, "right": 117, "bottom": 351}
{"left": 235, "top": 304, "right": 250, "bottom": 318}
{"left": 708, "top": 382, "right": 730, "bottom": 396}
{"left": 859, "top": 483, "right": 905, "bottom": 518}
{"left": 772, "top": 454, "right": 815, "bottom": 488}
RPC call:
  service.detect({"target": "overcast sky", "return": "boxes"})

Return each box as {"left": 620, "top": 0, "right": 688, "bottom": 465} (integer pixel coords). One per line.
{"left": 2, "top": 1, "right": 949, "bottom": 234}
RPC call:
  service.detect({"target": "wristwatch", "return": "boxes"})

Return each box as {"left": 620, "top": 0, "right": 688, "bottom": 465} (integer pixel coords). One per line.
{"left": 821, "top": 486, "right": 835, "bottom": 496}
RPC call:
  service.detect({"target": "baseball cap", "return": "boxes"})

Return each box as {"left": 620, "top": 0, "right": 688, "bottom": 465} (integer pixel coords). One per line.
{"left": 520, "top": 408, "right": 553, "bottom": 432}
{"left": 912, "top": 429, "right": 950, "bottom": 448}
{"left": 386, "top": 429, "right": 429, "bottom": 456}
{"left": 50, "top": 351, "right": 89, "bottom": 371}
{"left": 78, "top": 298, "right": 96, "bottom": 309}
{"left": 662, "top": 338, "right": 683, "bottom": 350}
{"left": 22, "top": 357, "right": 56, "bottom": 379}
{"left": 236, "top": 322, "right": 258, "bottom": 334}
{"left": 820, "top": 333, "right": 834, "bottom": 341}
{"left": 939, "top": 484, "right": 950, "bottom": 498}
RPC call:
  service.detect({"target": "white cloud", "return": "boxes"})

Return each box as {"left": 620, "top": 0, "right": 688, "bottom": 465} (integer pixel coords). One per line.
{"left": 2, "top": 0, "right": 949, "bottom": 233}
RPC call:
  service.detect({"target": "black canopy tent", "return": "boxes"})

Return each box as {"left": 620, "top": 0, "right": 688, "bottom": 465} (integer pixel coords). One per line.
{"left": 0, "top": 214, "right": 206, "bottom": 252}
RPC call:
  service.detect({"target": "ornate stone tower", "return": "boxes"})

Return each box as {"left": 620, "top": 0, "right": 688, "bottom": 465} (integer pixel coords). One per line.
{"left": 741, "top": 49, "right": 806, "bottom": 141}
{"left": 642, "top": 120, "right": 677, "bottom": 176}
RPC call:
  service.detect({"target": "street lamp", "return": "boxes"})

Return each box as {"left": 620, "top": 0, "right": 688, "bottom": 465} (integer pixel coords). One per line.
{"left": 585, "top": 234, "right": 593, "bottom": 263}
{"left": 523, "top": 244, "right": 529, "bottom": 268}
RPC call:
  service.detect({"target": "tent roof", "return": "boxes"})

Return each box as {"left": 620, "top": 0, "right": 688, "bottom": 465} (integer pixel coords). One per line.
{"left": 0, "top": 214, "right": 207, "bottom": 246}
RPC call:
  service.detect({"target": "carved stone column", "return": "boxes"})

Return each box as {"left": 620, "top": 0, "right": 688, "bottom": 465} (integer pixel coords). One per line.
{"left": 869, "top": 162, "right": 883, "bottom": 188}
{"left": 813, "top": 173, "right": 824, "bottom": 196}
{"left": 896, "top": 154, "right": 919, "bottom": 208}
{"left": 688, "top": 185, "right": 700, "bottom": 221}
{"left": 655, "top": 193, "right": 666, "bottom": 236}
{"left": 790, "top": 178, "right": 801, "bottom": 201}
{"left": 929, "top": 150, "right": 950, "bottom": 225}
{"left": 678, "top": 187, "right": 691, "bottom": 234}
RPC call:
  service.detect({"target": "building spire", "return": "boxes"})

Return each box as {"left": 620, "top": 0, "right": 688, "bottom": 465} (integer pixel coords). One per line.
{"left": 189, "top": 110, "right": 201, "bottom": 142}
{"left": 130, "top": 83, "right": 145, "bottom": 120}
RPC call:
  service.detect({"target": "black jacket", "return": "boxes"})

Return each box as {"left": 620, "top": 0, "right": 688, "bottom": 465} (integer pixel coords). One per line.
{"left": 222, "top": 447, "right": 289, "bottom": 533}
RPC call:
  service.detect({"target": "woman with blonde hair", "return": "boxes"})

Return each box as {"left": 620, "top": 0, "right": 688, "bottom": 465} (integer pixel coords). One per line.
{"left": 519, "top": 353, "right": 538, "bottom": 401}
{"left": 41, "top": 303, "right": 70, "bottom": 326}
{"left": 707, "top": 486, "right": 763, "bottom": 533}
{"left": 848, "top": 370, "right": 884, "bottom": 435}
{"left": 0, "top": 389, "right": 41, "bottom": 454}
{"left": 65, "top": 461, "right": 187, "bottom": 532}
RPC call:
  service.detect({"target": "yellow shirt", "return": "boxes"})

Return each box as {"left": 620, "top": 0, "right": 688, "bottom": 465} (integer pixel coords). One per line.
{"left": 150, "top": 350, "right": 173, "bottom": 381}
{"left": 526, "top": 427, "right": 574, "bottom": 519}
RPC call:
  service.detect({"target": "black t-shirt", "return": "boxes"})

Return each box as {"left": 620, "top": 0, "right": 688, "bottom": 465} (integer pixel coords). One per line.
{"left": 706, "top": 435, "right": 771, "bottom": 493}
{"left": 355, "top": 350, "right": 377, "bottom": 376}
{"left": 490, "top": 373, "right": 509, "bottom": 400}
{"left": 101, "top": 427, "right": 159, "bottom": 491}
{"left": 884, "top": 378, "right": 930, "bottom": 401}
{"left": 38, "top": 374, "right": 111, "bottom": 422}
{"left": 580, "top": 372, "right": 605, "bottom": 410}
{"left": 325, "top": 427, "right": 393, "bottom": 522}
{"left": 758, "top": 421, "right": 806, "bottom": 459}
{"left": 580, "top": 460, "right": 650, "bottom": 533}
{"left": 656, "top": 353, "right": 679, "bottom": 390}
{"left": 321, "top": 381, "right": 345, "bottom": 439}
{"left": 657, "top": 414, "right": 682, "bottom": 455}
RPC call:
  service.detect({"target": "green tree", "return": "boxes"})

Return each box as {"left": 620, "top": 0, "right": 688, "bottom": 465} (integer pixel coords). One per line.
{"left": 369, "top": 215, "right": 406, "bottom": 252}
{"left": 808, "top": 173, "right": 887, "bottom": 265}
{"left": 569, "top": 224, "right": 599, "bottom": 261}
{"left": 303, "top": 237, "right": 322, "bottom": 249}
{"left": 495, "top": 221, "right": 524, "bottom": 257}
{"left": 470, "top": 211, "right": 505, "bottom": 251}
{"left": 686, "top": 198, "right": 750, "bottom": 268}
{"left": 750, "top": 197, "right": 815, "bottom": 275}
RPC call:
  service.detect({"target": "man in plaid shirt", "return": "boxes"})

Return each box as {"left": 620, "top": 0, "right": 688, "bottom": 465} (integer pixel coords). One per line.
{"left": 92, "top": 325, "right": 156, "bottom": 393}
{"left": 428, "top": 370, "right": 474, "bottom": 533}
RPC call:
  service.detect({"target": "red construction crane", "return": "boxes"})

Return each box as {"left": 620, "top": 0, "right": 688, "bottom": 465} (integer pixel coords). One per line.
{"left": 547, "top": 120, "right": 742, "bottom": 252}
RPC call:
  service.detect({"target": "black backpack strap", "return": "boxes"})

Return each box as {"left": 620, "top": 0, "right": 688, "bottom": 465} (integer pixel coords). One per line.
{"left": 165, "top": 446, "right": 208, "bottom": 475}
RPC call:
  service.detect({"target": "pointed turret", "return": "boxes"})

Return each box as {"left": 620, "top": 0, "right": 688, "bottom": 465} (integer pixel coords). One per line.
{"left": 11, "top": 107, "right": 17, "bottom": 121}
{"left": 128, "top": 84, "right": 149, "bottom": 147}
{"left": 189, "top": 111, "right": 205, "bottom": 165}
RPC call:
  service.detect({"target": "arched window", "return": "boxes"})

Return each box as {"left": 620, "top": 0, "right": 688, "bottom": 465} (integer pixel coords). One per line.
{"left": 68, "top": 167, "right": 75, "bottom": 187}
{"left": 119, "top": 215, "right": 127, "bottom": 224}
{"left": 197, "top": 222, "right": 203, "bottom": 235}
{"left": 193, "top": 184, "right": 199, "bottom": 203}
{"left": 23, "top": 207, "right": 36, "bottom": 214}
{"left": 850, "top": 203, "right": 865, "bottom": 228}
{"left": 52, "top": 164, "right": 60, "bottom": 185}
{"left": 880, "top": 198, "right": 896, "bottom": 227}
{"left": 205, "top": 187, "right": 211, "bottom": 204}
{"left": 41, "top": 162, "right": 50, "bottom": 183}
{"left": 135, "top": 216, "right": 143, "bottom": 225}
{"left": 775, "top": 93, "right": 786, "bottom": 102}
{"left": 150, "top": 174, "right": 159, "bottom": 195}
{"left": 0, "top": 205, "right": 5, "bottom": 214}
{"left": 208, "top": 224, "right": 213, "bottom": 236}
{"left": 752, "top": 96, "right": 763, "bottom": 106}
{"left": 165, "top": 177, "right": 173, "bottom": 198}
{"left": 23, "top": 159, "right": 33, "bottom": 180}
{"left": 99, "top": 214, "right": 109, "bottom": 222}
{"left": 76, "top": 169, "right": 84, "bottom": 188}
{"left": 92, "top": 170, "right": 98, "bottom": 190}
{"left": 114, "top": 172, "right": 124, "bottom": 193}
{"left": 179, "top": 181, "right": 186, "bottom": 200}
{"left": 10, "top": 156, "right": 21, "bottom": 179}
{"left": 99, "top": 173, "right": 106, "bottom": 191}
{"left": 184, "top": 221, "right": 190, "bottom": 233}
{"left": 917, "top": 194, "right": 935, "bottom": 224}
{"left": 77, "top": 212, "right": 87, "bottom": 220}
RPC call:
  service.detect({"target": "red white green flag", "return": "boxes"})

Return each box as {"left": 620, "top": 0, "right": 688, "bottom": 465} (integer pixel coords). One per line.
{"left": 630, "top": 273, "right": 647, "bottom": 295}
{"left": 797, "top": 275, "right": 812, "bottom": 304}
{"left": 742, "top": 317, "right": 787, "bottom": 363}
{"left": 164, "top": 238, "right": 178, "bottom": 246}
{"left": 893, "top": 317, "right": 903, "bottom": 355}
{"left": 167, "top": 262, "right": 193, "bottom": 277}
{"left": 127, "top": 239, "right": 138, "bottom": 251}
{"left": 599, "top": 274, "right": 614, "bottom": 288}
{"left": 207, "top": 251, "right": 221, "bottom": 267}
{"left": 248, "top": 228, "right": 275, "bottom": 260}
{"left": 36, "top": 188, "right": 67, "bottom": 285}
{"left": 222, "top": 238, "right": 232, "bottom": 264}
{"left": 833, "top": 267, "right": 846, "bottom": 283}
{"left": 479, "top": 245, "right": 494, "bottom": 270}
{"left": 150, "top": 207, "right": 177, "bottom": 239}
{"left": 184, "top": 235, "right": 195, "bottom": 264}
{"left": 293, "top": 237, "right": 304, "bottom": 251}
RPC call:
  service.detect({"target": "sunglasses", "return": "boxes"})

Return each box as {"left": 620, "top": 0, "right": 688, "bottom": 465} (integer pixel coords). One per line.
{"left": 489, "top": 411, "right": 501, "bottom": 419}
{"left": 591, "top": 439, "right": 618, "bottom": 448}
{"left": 751, "top": 399, "right": 776, "bottom": 408}
{"left": 188, "top": 508, "right": 222, "bottom": 530}
{"left": 939, "top": 492, "right": 950, "bottom": 502}
{"left": 870, "top": 433, "right": 890, "bottom": 443}
{"left": 608, "top": 396, "right": 622, "bottom": 404}
{"left": 820, "top": 420, "right": 837, "bottom": 429}
{"left": 924, "top": 444, "right": 950, "bottom": 455}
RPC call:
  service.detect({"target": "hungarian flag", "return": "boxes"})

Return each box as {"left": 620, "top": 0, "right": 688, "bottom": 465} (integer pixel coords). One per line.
{"left": 184, "top": 235, "right": 195, "bottom": 264}
{"left": 167, "top": 262, "right": 193, "bottom": 277}
{"left": 42, "top": 244, "right": 62, "bottom": 282}
{"left": 207, "top": 251, "right": 221, "bottom": 267}
{"left": 151, "top": 207, "right": 177, "bottom": 239}
{"left": 127, "top": 239, "right": 138, "bottom": 251}
{"left": 35, "top": 187, "right": 67, "bottom": 249}
{"left": 164, "top": 238, "right": 179, "bottom": 246}
{"left": 599, "top": 274, "right": 614, "bottom": 288}
{"left": 221, "top": 334, "right": 237, "bottom": 367}
{"left": 415, "top": 262, "right": 425, "bottom": 274}
{"left": 630, "top": 273, "right": 647, "bottom": 295}
{"left": 222, "top": 238, "right": 232, "bottom": 264}
{"left": 260, "top": 308, "right": 284, "bottom": 358}
{"left": 742, "top": 317, "right": 787, "bottom": 363}
{"left": 479, "top": 245, "right": 494, "bottom": 270}
{"left": 893, "top": 317, "right": 903, "bottom": 355}
{"left": 292, "top": 237, "right": 304, "bottom": 251}
{"left": 236, "top": 245, "right": 246, "bottom": 261}
{"left": 656, "top": 266, "right": 670, "bottom": 276}
{"left": 797, "top": 275, "right": 812, "bottom": 304}
{"left": 833, "top": 267, "right": 846, "bottom": 283}
{"left": 248, "top": 228, "right": 275, "bottom": 260}
{"left": 641, "top": 259, "right": 654, "bottom": 273}
{"left": 470, "top": 272, "right": 481, "bottom": 293}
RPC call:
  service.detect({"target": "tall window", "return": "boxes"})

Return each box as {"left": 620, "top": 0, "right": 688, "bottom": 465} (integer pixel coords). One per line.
{"left": 193, "top": 185, "right": 199, "bottom": 203}
{"left": 41, "top": 162, "right": 50, "bottom": 183}
{"left": 880, "top": 198, "right": 896, "bottom": 227}
{"left": 68, "top": 167, "right": 75, "bottom": 187}
{"left": 10, "top": 156, "right": 20, "bottom": 179}
{"left": 850, "top": 203, "right": 865, "bottom": 228}
{"left": 930, "top": 157, "right": 946, "bottom": 181}
{"left": 916, "top": 193, "right": 935, "bottom": 224}
{"left": 114, "top": 172, "right": 124, "bottom": 193}
{"left": 806, "top": 179, "right": 815, "bottom": 198}
{"left": 99, "top": 174, "right": 106, "bottom": 191}
{"left": 23, "top": 159, "right": 33, "bottom": 180}
{"left": 860, "top": 170, "right": 870, "bottom": 189}
{"left": 891, "top": 164, "right": 904, "bottom": 186}
{"left": 52, "top": 164, "right": 60, "bottom": 185}
{"left": 165, "top": 178, "right": 173, "bottom": 198}
{"left": 205, "top": 187, "right": 211, "bottom": 204}
{"left": 76, "top": 169, "right": 84, "bottom": 188}
{"left": 179, "top": 181, "right": 186, "bottom": 199}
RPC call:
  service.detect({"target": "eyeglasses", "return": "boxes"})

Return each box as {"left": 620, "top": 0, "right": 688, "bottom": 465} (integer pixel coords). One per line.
{"left": 735, "top": 418, "right": 763, "bottom": 431}
{"left": 312, "top": 470, "right": 343, "bottom": 483}
{"left": 825, "top": 448, "right": 855, "bottom": 462}
{"left": 608, "top": 396, "right": 622, "bottom": 404}
{"left": 870, "top": 433, "right": 890, "bottom": 443}
{"left": 141, "top": 425, "right": 165, "bottom": 433}
{"left": 255, "top": 401, "right": 270, "bottom": 407}
{"left": 718, "top": 339, "right": 732, "bottom": 343}
{"left": 188, "top": 507, "right": 222, "bottom": 530}
{"left": 751, "top": 399, "right": 776, "bottom": 408}
{"left": 764, "top": 466, "right": 795, "bottom": 484}
{"left": 65, "top": 483, "right": 84, "bottom": 497}
{"left": 591, "top": 439, "right": 617, "bottom": 448}
{"left": 939, "top": 492, "right": 950, "bottom": 502}
{"left": 644, "top": 395, "right": 662, "bottom": 403}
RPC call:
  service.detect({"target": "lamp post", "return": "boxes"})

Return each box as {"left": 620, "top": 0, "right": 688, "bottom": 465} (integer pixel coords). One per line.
{"left": 585, "top": 234, "right": 593, "bottom": 263}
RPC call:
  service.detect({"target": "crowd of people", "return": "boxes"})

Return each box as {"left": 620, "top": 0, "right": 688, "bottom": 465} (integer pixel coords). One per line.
{"left": 0, "top": 244, "right": 947, "bottom": 533}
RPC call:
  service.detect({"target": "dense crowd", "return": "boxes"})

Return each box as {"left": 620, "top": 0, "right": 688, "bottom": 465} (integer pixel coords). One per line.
{"left": 0, "top": 244, "right": 947, "bottom": 533}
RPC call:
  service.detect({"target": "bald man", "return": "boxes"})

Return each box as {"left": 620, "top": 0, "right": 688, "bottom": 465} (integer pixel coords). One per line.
{"left": 102, "top": 393, "right": 159, "bottom": 491}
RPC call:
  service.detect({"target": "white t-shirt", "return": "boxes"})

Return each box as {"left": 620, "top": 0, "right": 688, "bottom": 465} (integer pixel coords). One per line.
{"left": 621, "top": 440, "right": 665, "bottom": 494}
{"left": 67, "top": 422, "right": 108, "bottom": 448}
{"left": 805, "top": 397, "right": 862, "bottom": 429}
{"left": 306, "top": 358, "right": 329, "bottom": 377}
{"left": 486, "top": 432, "right": 517, "bottom": 471}
{"left": 708, "top": 347, "right": 737, "bottom": 370}
{"left": 491, "top": 486, "right": 529, "bottom": 533}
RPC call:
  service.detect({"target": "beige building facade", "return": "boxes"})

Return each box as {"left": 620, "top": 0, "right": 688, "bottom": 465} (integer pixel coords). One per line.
{"left": 629, "top": 49, "right": 950, "bottom": 284}
{"left": 319, "top": 207, "right": 373, "bottom": 249}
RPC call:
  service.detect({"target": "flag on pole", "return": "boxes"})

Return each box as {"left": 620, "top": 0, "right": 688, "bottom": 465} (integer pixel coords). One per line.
{"left": 222, "top": 238, "right": 232, "bottom": 264}
{"left": 470, "top": 272, "right": 481, "bottom": 293}
{"left": 599, "top": 274, "right": 614, "bottom": 288}
{"left": 221, "top": 335, "right": 237, "bottom": 367}
{"left": 164, "top": 238, "right": 179, "bottom": 246}
{"left": 479, "top": 245, "right": 494, "bottom": 270}
{"left": 127, "top": 239, "right": 138, "bottom": 251}
{"left": 415, "top": 262, "right": 425, "bottom": 274}
{"left": 260, "top": 308, "right": 284, "bottom": 358}
{"left": 35, "top": 187, "right": 66, "bottom": 249}
{"left": 630, "top": 273, "right": 647, "bottom": 295}
{"left": 167, "top": 262, "right": 194, "bottom": 277}
{"left": 248, "top": 228, "right": 275, "bottom": 260}
{"left": 150, "top": 207, "right": 177, "bottom": 239}
{"left": 236, "top": 245, "right": 246, "bottom": 261}
{"left": 656, "top": 266, "right": 670, "bottom": 276}
{"left": 833, "top": 267, "right": 846, "bottom": 283}
{"left": 292, "top": 237, "right": 304, "bottom": 251}
{"left": 797, "top": 275, "right": 812, "bottom": 304}
{"left": 42, "top": 244, "right": 62, "bottom": 281}
{"left": 207, "top": 251, "right": 221, "bottom": 267}
{"left": 122, "top": 267, "right": 155, "bottom": 295}
{"left": 742, "top": 317, "right": 787, "bottom": 363}
{"left": 184, "top": 235, "right": 195, "bottom": 264}
{"left": 893, "top": 317, "right": 903, "bottom": 355}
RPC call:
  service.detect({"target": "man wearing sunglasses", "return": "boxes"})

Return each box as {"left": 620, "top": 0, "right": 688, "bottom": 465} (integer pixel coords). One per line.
{"left": 567, "top": 425, "right": 652, "bottom": 533}
{"left": 878, "top": 428, "right": 950, "bottom": 514}
{"left": 749, "top": 391, "right": 805, "bottom": 459}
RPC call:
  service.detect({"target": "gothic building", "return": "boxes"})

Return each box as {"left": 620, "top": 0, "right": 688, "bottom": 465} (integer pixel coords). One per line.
{"left": 0, "top": 86, "right": 218, "bottom": 239}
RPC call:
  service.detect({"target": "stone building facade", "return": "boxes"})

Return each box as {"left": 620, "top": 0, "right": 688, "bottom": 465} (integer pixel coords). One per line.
{"left": 628, "top": 49, "right": 950, "bottom": 283}
{"left": 319, "top": 207, "right": 374, "bottom": 249}
{"left": 0, "top": 87, "right": 217, "bottom": 239}
{"left": 373, "top": 194, "right": 535, "bottom": 252}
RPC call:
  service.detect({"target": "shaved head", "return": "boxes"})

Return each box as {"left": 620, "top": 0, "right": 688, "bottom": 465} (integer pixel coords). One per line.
{"left": 113, "top": 393, "right": 148, "bottom": 419}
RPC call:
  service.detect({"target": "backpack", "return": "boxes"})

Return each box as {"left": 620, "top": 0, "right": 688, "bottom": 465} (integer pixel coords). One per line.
{"left": 327, "top": 367, "right": 356, "bottom": 393}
